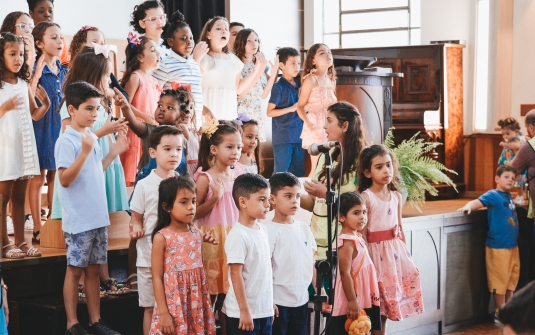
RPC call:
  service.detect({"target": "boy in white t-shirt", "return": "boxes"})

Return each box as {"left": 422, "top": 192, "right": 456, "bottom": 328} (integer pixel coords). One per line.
{"left": 223, "top": 173, "right": 274, "bottom": 334}
{"left": 129, "top": 125, "right": 183, "bottom": 335}
{"left": 266, "top": 172, "right": 316, "bottom": 335}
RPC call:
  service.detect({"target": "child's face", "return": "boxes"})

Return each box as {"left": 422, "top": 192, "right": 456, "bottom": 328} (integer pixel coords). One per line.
{"left": 68, "top": 97, "right": 101, "bottom": 128}
{"left": 139, "top": 7, "right": 166, "bottom": 37}
{"left": 36, "top": 25, "right": 63, "bottom": 58}
{"left": 3, "top": 42, "right": 25, "bottom": 75}
{"left": 85, "top": 30, "right": 105, "bottom": 47}
{"left": 279, "top": 56, "right": 301, "bottom": 78}
{"left": 154, "top": 95, "right": 181, "bottom": 125}
{"left": 501, "top": 128, "right": 518, "bottom": 142}
{"left": 340, "top": 204, "right": 368, "bottom": 231}
{"left": 495, "top": 171, "right": 516, "bottom": 192}
{"left": 364, "top": 154, "right": 394, "bottom": 186}
{"left": 169, "top": 188, "right": 196, "bottom": 224}
{"left": 30, "top": 0, "right": 54, "bottom": 25}
{"left": 270, "top": 185, "right": 301, "bottom": 217}
{"left": 228, "top": 25, "right": 243, "bottom": 52}
{"left": 179, "top": 101, "right": 195, "bottom": 125}
{"left": 240, "top": 188, "right": 270, "bottom": 220}
{"left": 210, "top": 132, "right": 242, "bottom": 167}
{"left": 207, "top": 19, "right": 230, "bottom": 50}
{"left": 149, "top": 134, "right": 183, "bottom": 172}
{"left": 244, "top": 32, "right": 259, "bottom": 56}
{"left": 312, "top": 45, "right": 333, "bottom": 70}
{"left": 324, "top": 110, "right": 348, "bottom": 143}
{"left": 14, "top": 15, "right": 34, "bottom": 35}
{"left": 169, "top": 27, "right": 194, "bottom": 57}
{"left": 139, "top": 39, "right": 160, "bottom": 70}
{"left": 241, "top": 124, "right": 259, "bottom": 154}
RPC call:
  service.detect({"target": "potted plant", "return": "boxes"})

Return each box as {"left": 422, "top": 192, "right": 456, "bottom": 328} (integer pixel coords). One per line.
{"left": 384, "top": 128, "right": 458, "bottom": 211}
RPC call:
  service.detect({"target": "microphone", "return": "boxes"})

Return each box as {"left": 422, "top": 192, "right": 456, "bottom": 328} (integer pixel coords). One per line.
{"left": 308, "top": 141, "right": 340, "bottom": 156}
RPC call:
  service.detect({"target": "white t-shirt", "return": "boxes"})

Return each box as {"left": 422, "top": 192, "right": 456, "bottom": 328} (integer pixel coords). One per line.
{"left": 222, "top": 222, "right": 273, "bottom": 319}
{"left": 129, "top": 170, "right": 163, "bottom": 267}
{"left": 265, "top": 220, "right": 317, "bottom": 307}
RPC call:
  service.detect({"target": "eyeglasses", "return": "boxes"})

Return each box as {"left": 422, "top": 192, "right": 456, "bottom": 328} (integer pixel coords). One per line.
{"left": 142, "top": 14, "right": 167, "bottom": 24}
{"left": 15, "top": 23, "right": 34, "bottom": 31}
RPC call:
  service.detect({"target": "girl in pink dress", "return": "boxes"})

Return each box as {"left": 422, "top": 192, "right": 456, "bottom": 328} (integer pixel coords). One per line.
{"left": 332, "top": 192, "right": 381, "bottom": 334}
{"left": 358, "top": 145, "right": 424, "bottom": 335}
{"left": 297, "top": 43, "right": 337, "bottom": 175}
{"left": 150, "top": 176, "right": 216, "bottom": 335}
{"left": 120, "top": 34, "right": 163, "bottom": 185}
{"left": 193, "top": 119, "right": 243, "bottom": 334}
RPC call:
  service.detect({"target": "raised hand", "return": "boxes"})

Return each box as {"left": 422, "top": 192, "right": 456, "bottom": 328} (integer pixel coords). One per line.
{"left": 192, "top": 41, "right": 209, "bottom": 63}
{"left": 34, "top": 84, "right": 50, "bottom": 106}
{"left": 80, "top": 131, "right": 96, "bottom": 154}
{"left": 113, "top": 87, "right": 129, "bottom": 109}
{"left": 109, "top": 130, "right": 130, "bottom": 156}
{"left": 254, "top": 52, "right": 267, "bottom": 71}
{"left": 269, "top": 55, "right": 280, "bottom": 78}
{"left": 101, "top": 114, "right": 129, "bottom": 136}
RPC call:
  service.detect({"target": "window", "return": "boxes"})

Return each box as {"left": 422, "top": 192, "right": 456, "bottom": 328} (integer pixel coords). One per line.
{"left": 474, "top": 0, "right": 490, "bottom": 131}
{"left": 323, "top": 0, "right": 421, "bottom": 48}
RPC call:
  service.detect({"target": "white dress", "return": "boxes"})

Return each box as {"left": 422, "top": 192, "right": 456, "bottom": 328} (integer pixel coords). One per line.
{"left": 200, "top": 53, "right": 244, "bottom": 120}
{"left": 0, "top": 78, "right": 40, "bottom": 181}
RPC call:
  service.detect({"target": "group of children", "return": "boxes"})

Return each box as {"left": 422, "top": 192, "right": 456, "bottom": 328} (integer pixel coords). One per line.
{"left": 0, "top": 0, "right": 427, "bottom": 334}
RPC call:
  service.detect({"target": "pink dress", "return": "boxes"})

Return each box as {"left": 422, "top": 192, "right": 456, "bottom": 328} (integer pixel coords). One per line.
{"left": 149, "top": 227, "right": 216, "bottom": 335}
{"left": 300, "top": 75, "right": 337, "bottom": 149}
{"left": 333, "top": 233, "right": 380, "bottom": 316}
{"left": 120, "top": 71, "right": 162, "bottom": 184}
{"left": 363, "top": 189, "right": 424, "bottom": 320}
{"left": 193, "top": 165, "right": 244, "bottom": 295}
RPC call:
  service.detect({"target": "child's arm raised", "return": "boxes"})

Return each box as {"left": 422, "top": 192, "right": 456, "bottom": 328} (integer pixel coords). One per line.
{"left": 194, "top": 174, "right": 224, "bottom": 220}
{"left": 500, "top": 138, "right": 522, "bottom": 151}
{"left": 113, "top": 88, "right": 146, "bottom": 137}
{"left": 229, "top": 264, "right": 254, "bottom": 331}
{"left": 338, "top": 239, "right": 360, "bottom": 320}
{"left": 457, "top": 199, "right": 484, "bottom": 214}
{"left": 101, "top": 131, "right": 129, "bottom": 171}
{"left": 58, "top": 131, "right": 94, "bottom": 188}
{"left": 92, "top": 114, "right": 128, "bottom": 139}
{"left": 151, "top": 233, "right": 175, "bottom": 335}
{"left": 261, "top": 55, "right": 279, "bottom": 99}
{"left": 28, "top": 84, "right": 50, "bottom": 121}
{"left": 237, "top": 52, "right": 268, "bottom": 98}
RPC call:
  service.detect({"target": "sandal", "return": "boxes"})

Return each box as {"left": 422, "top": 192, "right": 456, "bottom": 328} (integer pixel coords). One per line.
{"left": 78, "top": 284, "right": 107, "bottom": 299}
{"left": 2, "top": 244, "right": 25, "bottom": 259}
{"left": 32, "top": 230, "right": 41, "bottom": 243}
{"left": 101, "top": 278, "right": 129, "bottom": 295}
{"left": 126, "top": 274, "right": 138, "bottom": 292}
{"left": 17, "top": 242, "right": 42, "bottom": 257}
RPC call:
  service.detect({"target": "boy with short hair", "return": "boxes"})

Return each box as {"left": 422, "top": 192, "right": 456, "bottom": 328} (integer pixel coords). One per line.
{"left": 128, "top": 125, "right": 183, "bottom": 335}
{"left": 458, "top": 165, "right": 520, "bottom": 319}
{"left": 267, "top": 47, "right": 305, "bottom": 176}
{"left": 223, "top": 173, "right": 274, "bottom": 334}
{"left": 266, "top": 172, "right": 316, "bottom": 335}
{"left": 56, "top": 81, "right": 128, "bottom": 335}
{"left": 498, "top": 279, "right": 535, "bottom": 334}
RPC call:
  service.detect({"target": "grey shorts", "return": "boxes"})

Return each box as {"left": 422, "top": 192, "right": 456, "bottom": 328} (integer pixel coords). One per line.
{"left": 64, "top": 227, "right": 108, "bottom": 267}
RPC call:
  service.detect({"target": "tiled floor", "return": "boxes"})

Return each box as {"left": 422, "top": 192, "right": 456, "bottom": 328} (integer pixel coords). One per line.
{"left": 445, "top": 322, "right": 502, "bottom": 335}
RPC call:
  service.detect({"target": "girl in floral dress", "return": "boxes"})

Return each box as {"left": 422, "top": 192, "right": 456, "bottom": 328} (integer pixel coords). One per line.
{"left": 358, "top": 145, "right": 424, "bottom": 335}
{"left": 150, "top": 176, "right": 216, "bottom": 335}
{"left": 497, "top": 117, "right": 527, "bottom": 204}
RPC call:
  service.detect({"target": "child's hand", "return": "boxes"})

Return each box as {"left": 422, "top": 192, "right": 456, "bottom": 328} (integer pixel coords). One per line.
{"left": 499, "top": 141, "right": 505, "bottom": 147}
{"left": 210, "top": 179, "right": 225, "bottom": 200}
{"left": 269, "top": 55, "right": 280, "bottom": 78}
{"left": 0, "top": 95, "right": 24, "bottom": 115}
{"left": 254, "top": 52, "right": 267, "bottom": 71}
{"left": 159, "top": 312, "right": 175, "bottom": 335}
{"left": 457, "top": 204, "right": 472, "bottom": 214}
{"left": 192, "top": 41, "right": 209, "bottom": 62}
{"left": 109, "top": 131, "right": 129, "bottom": 156}
{"left": 239, "top": 310, "right": 254, "bottom": 331}
{"left": 202, "top": 228, "right": 219, "bottom": 245}
{"left": 101, "top": 114, "right": 129, "bottom": 136}
{"left": 35, "top": 84, "right": 50, "bottom": 108}
{"left": 177, "top": 123, "right": 190, "bottom": 140}
{"left": 129, "top": 223, "right": 146, "bottom": 240}
{"left": 81, "top": 131, "right": 95, "bottom": 154}
{"left": 347, "top": 299, "right": 360, "bottom": 320}
{"left": 273, "top": 304, "right": 279, "bottom": 322}
{"left": 33, "top": 55, "right": 46, "bottom": 82}
{"left": 113, "top": 88, "right": 129, "bottom": 109}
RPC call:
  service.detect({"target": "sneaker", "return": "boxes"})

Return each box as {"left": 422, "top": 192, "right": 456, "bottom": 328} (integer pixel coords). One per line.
{"left": 6, "top": 216, "right": 14, "bottom": 235}
{"left": 66, "top": 323, "right": 89, "bottom": 335}
{"left": 24, "top": 215, "right": 34, "bottom": 231}
{"left": 88, "top": 319, "right": 121, "bottom": 335}
{"left": 514, "top": 195, "right": 525, "bottom": 205}
{"left": 494, "top": 312, "right": 500, "bottom": 323}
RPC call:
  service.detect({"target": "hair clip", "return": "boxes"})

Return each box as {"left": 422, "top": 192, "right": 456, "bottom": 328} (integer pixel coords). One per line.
{"left": 201, "top": 119, "right": 220, "bottom": 139}
{"left": 235, "top": 113, "right": 251, "bottom": 126}
{"left": 92, "top": 43, "right": 118, "bottom": 59}
{"left": 81, "top": 25, "right": 92, "bottom": 32}
{"left": 127, "top": 32, "right": 141, "bottom": 48}
{"left": 171, "top": 81, "right": 191, "bottom": 92}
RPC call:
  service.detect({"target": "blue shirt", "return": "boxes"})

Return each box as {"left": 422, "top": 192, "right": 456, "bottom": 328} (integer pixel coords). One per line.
{"left": 479, "top": 190, "right": 519, "bottom": 248}
{"left": 269, "top": 77, "right": 303, "bottom": 145}
{"left": 55, "top": 126, "right": 109, "bottom": 234}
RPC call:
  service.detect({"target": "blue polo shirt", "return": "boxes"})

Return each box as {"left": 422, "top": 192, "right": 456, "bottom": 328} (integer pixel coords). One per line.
{"left": 269, "top": 77, "right": 302, "bottom": 146}
{"left": 479, "top": 190, "right": 519, "bottom": 249}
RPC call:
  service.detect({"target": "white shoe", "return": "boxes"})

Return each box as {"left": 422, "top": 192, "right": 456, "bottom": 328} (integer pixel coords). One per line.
{"left": 24, "top": 215, "right": 34, "bottom": 231}
{"left": 7, "top": 216, "right": 14, "bottom": 235}
{"left": 514, "top": 195, "right": 525, "bottom": 205}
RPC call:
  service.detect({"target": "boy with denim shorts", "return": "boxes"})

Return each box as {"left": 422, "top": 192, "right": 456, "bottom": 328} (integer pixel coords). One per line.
{"left": 267, "top": 47, "right": 305, "bottom": 177}
{"left": 56, "top": 82, "right": 128, "bottom": 335}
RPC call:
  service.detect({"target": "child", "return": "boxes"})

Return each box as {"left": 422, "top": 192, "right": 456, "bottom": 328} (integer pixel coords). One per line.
{"left": 497, "top": 117, "right": 527, "bottom": 204}
{"left": 199, "top": 17, "right": 266, "bottom": 120}
{"left": 234, "top": 28, "right": 278, "bottom": 142}
{"left": 120, "top": 34, "right": 162, "bottom": 185}
{"left": 266, "top": 172, "right": 316, "bottom": 335}
{"left": 175, "top": 87, "right": 200, "bottom": 177}
{"left": 297, "top": 43, "right": 337, "bottom": 174}
{"left": 457, "top": 165, "right": 520, "bottom": 320}
{"left": 152, "top": 10, "right": 208, "bottom": 126}
{"left": 130, "top": 0, "right": 170, "bottom": 59}
{"left": 56, "top": 81, "right": 127, "bottom": 335}
{"left": 222, "top": 173, "right": 273, "bottom": 334}
{"left": 1, "top": 11, "right": 36, "bottom": 70}
{"left": 228, "top": 22, "right": 244, "bottom": 54}
{"left": 149, "top": 176, "right": 217, "bottom": 335}
{"left": 28, "top": 21, "right": 68, "bottom": 245}
{"left": 497, "top": 280, "right": 535, "bottom": 334}
{"left": 267, "top": 47, "right": 305, "bottom": 177}
{"left": 236, "top": 114, "right": 261, "bottom": 174}
{"left": 0, "top": 32, "right": 50, "bottom": 258}
{"left": 331, "top": 192, "right": 381, "bottom": 334}
{"left": 358, "top": 144, "right": 424, "bottom": 334}
{"left": 194, "top": 118, "right": 244, "bottom": 333}
{"left": 129, "top": 126, "right": 183, "bottom": 335}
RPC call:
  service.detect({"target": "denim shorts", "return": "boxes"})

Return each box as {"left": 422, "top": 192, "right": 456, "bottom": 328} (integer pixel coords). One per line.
{"left": 64, "top": 227, "right": 108, "bottom": 267}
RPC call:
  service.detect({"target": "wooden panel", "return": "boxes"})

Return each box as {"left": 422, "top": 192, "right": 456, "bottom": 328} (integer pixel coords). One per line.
{"left": 373, "top": 58, "right": 402, "bottom": 101}
{"left": 464, "top": 134, "right": 502, "bottom": 192}
{"left": 40, "top": 219, "right": 66, "bottom": 249}
{"left": 520, "top": 104, "right": 535, "bottom": 116}
{"left": 401, "top": 58, "right": 437, "bottom": 101}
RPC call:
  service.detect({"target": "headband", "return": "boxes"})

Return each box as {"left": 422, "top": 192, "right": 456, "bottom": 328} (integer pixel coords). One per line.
{"left": 171, "top": 81, "right": 192, "bottom": 92}
{"left": 201, "top": 119, "right": 220, "bottom": 139}
{"left": 92, "top": 43, "right": 118, "bottom": 59}
{"left": 81, "top": 25, "right": 92, "bottom": 32}
{"left": 127, "top": 32, "right": 141, "bottom": 48}
{"left": 235, "top": 113, "right": 251, "bottom": 126}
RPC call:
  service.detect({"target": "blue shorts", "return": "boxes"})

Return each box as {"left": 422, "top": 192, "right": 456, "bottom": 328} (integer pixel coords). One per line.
{"left": 273, "top": 303, "right": 308, "bottom": 335}
{"left": 64, "top": 227, "right": 108, "bottom": 267}
{"left": 226, "top": 316, "right": 272, "bottom": 335}
{"left": 273, "top": 143, "right": 306, "bottom": 177}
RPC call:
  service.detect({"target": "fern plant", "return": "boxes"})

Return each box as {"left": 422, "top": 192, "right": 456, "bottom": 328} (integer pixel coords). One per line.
{"left": 384, "top": 128, "right": 458, "bottom": 211}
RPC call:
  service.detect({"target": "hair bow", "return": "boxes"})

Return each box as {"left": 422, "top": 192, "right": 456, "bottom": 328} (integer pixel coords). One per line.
{"left": 92, "top": 43, "right": 118, "bottom": 59}
{"left": 201, "top": 118, "right": 220, "bottom": 139}
{"left": 235, "top": 113, "right": 251, "bottom": 126}
{"left": 81, "top": 25, "right": 92, "bottom": 32}
{"left": 171, "top": 81, "right": 192, "bottom": 92}
{"left": 127, "top": 32, "right": 141, "bottom": 48}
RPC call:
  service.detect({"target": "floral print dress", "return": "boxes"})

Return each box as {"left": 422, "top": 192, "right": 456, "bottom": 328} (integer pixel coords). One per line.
{"left": 498, "top": 134, "right": 528, "bottom": 188}
{"left": 237, "top": 63, "right": 267, "bottom": 142}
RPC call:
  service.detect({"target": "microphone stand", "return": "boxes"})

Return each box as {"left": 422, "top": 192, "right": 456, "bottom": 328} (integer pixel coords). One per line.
{"left": 313, "top": 151, "right": 337, "bottom": 335}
